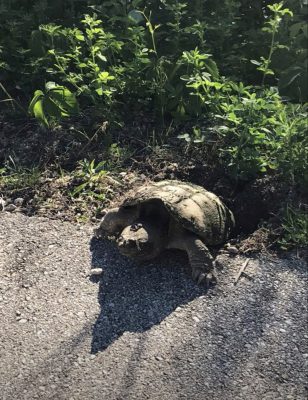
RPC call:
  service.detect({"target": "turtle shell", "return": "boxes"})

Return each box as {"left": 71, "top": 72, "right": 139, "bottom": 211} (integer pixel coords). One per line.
{"left": 122, "top": 180, "right": 235, "bottom": 246}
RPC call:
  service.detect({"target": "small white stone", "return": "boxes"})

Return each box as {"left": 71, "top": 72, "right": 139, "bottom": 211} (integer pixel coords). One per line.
{"left": 14, "top": 197, "right": 24, "bottom": 207}
{"left": 90, "top": 268, "right": 103, "bottom": 276}
{"left": 0, "top": 198, "right": 5, "bottom": 211}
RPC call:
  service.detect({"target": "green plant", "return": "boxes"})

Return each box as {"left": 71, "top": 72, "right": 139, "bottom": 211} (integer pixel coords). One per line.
{"left": 71, "top": 159, "right": 107, "bottom": 199}
{"left": 30, "top": 15, "right": 120, "bottom": 108}
{"left": 278, "top": 205, "right": 308, "bottom": 249}
{"left": 179, "top": 67, "right": 307, "bottom": 182}
{"left": 29, "top": 82, "right": 79, "bottom": 127}
{"left": 250, "top": 2, "right": 293, "bottom": 85}
{"left": 270, "top": 103, "right": 308, "bottom": 187}
{"left": 276, "top": 0, "right": 308, "bottom": 101}
{"left": 0, "top": 159, "right": 41, "bottom": 192}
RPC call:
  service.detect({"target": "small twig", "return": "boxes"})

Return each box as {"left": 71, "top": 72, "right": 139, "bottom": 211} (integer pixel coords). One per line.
{"left": 234, "top": 258, "right": 250, "bottom": 285}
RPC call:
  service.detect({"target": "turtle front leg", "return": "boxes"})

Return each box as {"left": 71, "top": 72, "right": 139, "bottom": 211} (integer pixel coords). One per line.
{"left": 168, "top": 227, "right": 217, "bottom": 286}
{"left": 184, "top": 235, "right": 217, "bottom": 287}
{"left": 185, "top": 236, "right": 216, "bottom": 286}
{"left": 95, "top": 206, "right": 139, "bottom": 237}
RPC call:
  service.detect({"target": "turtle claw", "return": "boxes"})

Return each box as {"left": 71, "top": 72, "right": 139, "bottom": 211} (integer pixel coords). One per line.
{"left": 193, "top": 269, "right": 217, "bottom": 287}
{"left": 204, "top": 271, "right": 217, "bottom": 288}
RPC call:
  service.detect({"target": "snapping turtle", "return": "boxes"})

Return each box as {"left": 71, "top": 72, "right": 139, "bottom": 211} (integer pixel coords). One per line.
{"left": 95, "top": 180, "right": 235, "bottom": 285}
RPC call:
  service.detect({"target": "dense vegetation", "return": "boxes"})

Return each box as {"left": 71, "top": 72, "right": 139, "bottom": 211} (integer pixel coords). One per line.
{"left": 0, "top": 0, "right": 307, "bottom": 250}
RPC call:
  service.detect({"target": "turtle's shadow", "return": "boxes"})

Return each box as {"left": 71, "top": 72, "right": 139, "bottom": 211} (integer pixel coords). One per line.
{"left": 89, "top": 236, "right": 207, "bottom": 353}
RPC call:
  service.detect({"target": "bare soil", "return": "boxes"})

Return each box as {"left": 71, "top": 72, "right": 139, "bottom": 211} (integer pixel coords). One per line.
{"left": 1, "top": 114, "right": 298, "bottom": 255}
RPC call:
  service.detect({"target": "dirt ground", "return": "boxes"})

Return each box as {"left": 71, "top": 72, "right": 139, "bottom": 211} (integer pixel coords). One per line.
{"left": 0, "top": 212, "right": 307, "bottom": 400}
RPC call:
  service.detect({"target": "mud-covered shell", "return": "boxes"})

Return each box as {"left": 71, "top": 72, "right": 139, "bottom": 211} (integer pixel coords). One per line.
{"left": 122, "top": 180, "right": 235, "bottom": 246}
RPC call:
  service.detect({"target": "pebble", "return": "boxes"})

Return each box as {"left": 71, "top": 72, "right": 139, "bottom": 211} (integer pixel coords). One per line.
{"left": 14, "top": 197, "right": 24, "bottom": 207}
{"left": 89, "top": 268, "right": 104, "bottom": 276}
{"left": 0, "top": 198, "right": 5, "bottom": 211}
{"left": 18, "top": 318, "right": 27, "bottom": 324}
{"left": 226, "top": 246, "right": 239, "bottom": 254}
{"left": 218, "top": 249, "right": 229, "bottom": 254}
{"left": 5, "top": 204, "right": 17, "bottom": 212}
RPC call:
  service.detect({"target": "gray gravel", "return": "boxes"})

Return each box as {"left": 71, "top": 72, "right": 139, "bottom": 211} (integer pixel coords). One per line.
{"left": 0, "top": 212, "right": 307, "bottom": 400}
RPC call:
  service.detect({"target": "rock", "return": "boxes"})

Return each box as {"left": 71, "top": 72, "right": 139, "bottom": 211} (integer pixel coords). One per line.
{"left": 5, "top": 204, "right": 17, "bottom": 212}
{"left": 14, "top": 197, "right": 24, "bottom": 207}
{"left": 0, "top": 198, "right": 5, "bottom": 211}
{"left": 226, "top": 246, "right": 239, "bottom": 254}
{"left": 89, "top": 268, "right": 104, "bottom": 276}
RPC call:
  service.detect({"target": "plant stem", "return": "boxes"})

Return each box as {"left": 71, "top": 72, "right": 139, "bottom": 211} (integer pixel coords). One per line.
{"left": 262, "top": 30, "right": 276, "bottom": 86}
{"left": 0, "top": 82, "right": 27, "bottom": 114}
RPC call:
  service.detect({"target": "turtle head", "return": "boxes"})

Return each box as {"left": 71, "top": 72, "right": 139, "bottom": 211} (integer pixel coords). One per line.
{"left": 117, "top": 221, "right": 164, "bottom": 261}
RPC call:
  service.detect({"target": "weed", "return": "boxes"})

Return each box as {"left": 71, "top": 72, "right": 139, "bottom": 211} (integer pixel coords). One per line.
{"left": 29, "top": 82, "right": 79, "bottom": 127}
{"left": 250, "top": 2, "right": 293, "bottom": 85}
{"left": 70, "top": 159, "right": 107, "bottom": 199}
{"left": 0, "top": 163, "right": 41, "bottom": 193}
{"left": 278, "top": 205, "right": 308, "bottom": 250}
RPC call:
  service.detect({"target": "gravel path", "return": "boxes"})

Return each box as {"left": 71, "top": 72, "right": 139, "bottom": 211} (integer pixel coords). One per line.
{"left": 0, "top": 212, "right": 307, "bottom": 400}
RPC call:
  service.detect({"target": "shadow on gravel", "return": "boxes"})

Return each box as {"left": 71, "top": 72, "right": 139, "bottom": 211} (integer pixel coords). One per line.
{"left": 90, "top": 236, "right": 207, "bottom": 353}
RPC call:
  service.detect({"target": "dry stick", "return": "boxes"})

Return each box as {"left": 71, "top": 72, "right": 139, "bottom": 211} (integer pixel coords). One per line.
{"left": 234, "top": 258, "right": 250, "bottom": 285}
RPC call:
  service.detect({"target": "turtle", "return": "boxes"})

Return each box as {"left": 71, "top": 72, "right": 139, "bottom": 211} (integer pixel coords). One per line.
{"left": 95, "top": 180, "right": 235, "bottom": 286}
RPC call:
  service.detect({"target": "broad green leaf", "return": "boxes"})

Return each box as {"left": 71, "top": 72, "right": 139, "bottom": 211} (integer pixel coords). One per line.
{"left": 28, "top": 90, "right": 44, "bottom": 115}
{"left": 48, "top": 86, "right": 79, "bottom": 115}
{"left": 97, "top": 53, "right": 107, "bottom": 62}
{"left": 98, "top": 71, "right": 110, "bottom": 81}
{"left": 205, "top": 59, "right": 219, "bottom": 79}
{"left": 43, "top": 96, "right": 64, "bottom": 119}
{"left": 32, "top": 97, "right": 49, "bottom": 127}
